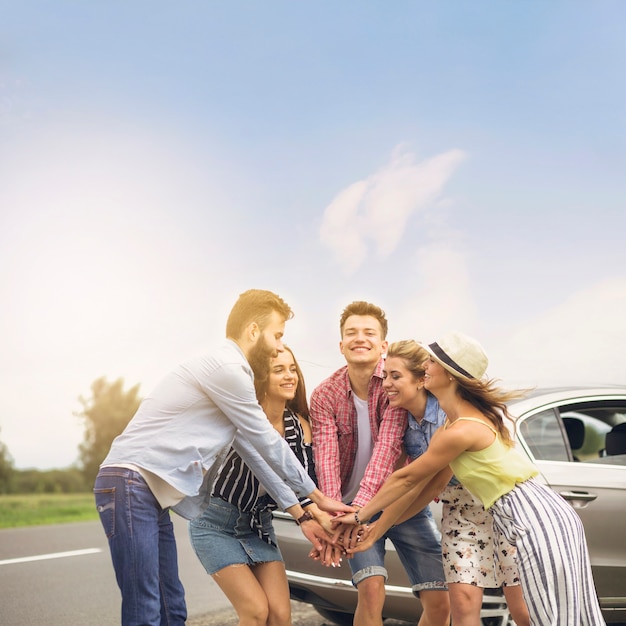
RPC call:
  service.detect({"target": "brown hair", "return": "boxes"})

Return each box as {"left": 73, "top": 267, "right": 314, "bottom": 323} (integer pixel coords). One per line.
{"left": 386, "top": 340, "right": 429, "bottom": 380}
{"left": 226, "top": 289, "right": 293, "bottom": 339}
{"left": 454, "top": 376, "right": 527, "bottom": 447}
{"left": 255, "top": 345, "right": 310, "bottom": 420}
{"left": 339, "top": 301, "right": 388, "bottom": 339}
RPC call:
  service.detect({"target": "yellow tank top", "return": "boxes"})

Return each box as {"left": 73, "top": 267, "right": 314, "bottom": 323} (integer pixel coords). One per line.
{"left": 446, "top": 417, "right": 539, "bottom": 509}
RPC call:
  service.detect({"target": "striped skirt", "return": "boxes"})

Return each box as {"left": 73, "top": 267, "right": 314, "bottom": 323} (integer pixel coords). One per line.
{"left": 490, "top": 478, "right": 605, "bottom": 625}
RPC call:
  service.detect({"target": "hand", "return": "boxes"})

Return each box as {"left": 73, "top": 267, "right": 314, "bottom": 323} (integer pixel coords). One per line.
{"left": 299, "top": 518, "right": 331, "bottom": 553}
{"left": 314, "top": 492, "right": 355, "bottom": 516}
{"left": 308, "top": 538, "right": 345, "bottom": 567}
{"left": 331, "top": 512, "right": 358, "bottom": 528}
{"left": 309, "top": 506, "right": 334, "bottom": 534}
{"left": 347, "top": 524, "right": 378, "bottom": 554}
{"left": 334, "top": 521, "right": 372, "bottom": 552}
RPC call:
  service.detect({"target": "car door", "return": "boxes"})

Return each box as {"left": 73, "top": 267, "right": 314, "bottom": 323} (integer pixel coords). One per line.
{"left": 514, "top": 395, "right": 626, "bottom": 609}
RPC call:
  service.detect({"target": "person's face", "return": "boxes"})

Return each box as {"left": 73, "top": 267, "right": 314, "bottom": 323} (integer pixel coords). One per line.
{"left": 423, "top": 358, "right": 450, "bottom": 393}
{"left": 382, "top": 356, "right": 424, "bottom": 409}
{"left": 248, "top": 311, "right": 285, "bottom": 378}
{"left": 266, "top": 350, "right": 298, "bottom": 403}
{"left": 339, "top": 315, "right": 387, "bottom": 366}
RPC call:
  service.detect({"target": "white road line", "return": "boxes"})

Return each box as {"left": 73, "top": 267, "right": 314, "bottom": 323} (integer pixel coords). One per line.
{"left": 0, "top": 548, "right": 102, "bottom": 566}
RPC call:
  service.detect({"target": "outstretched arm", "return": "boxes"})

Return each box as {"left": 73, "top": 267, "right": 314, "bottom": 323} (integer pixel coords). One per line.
{"left": 308, "top": 489, "right": 354, "bottom": 515}
{"left": 334, "top": 428, "right": 464, "bottom": 528}
{"left": 332, "top": 475, "right": 430, "bottom": 551}
{"left": 338, "top": 467, "right": 453, "bottom": 553}
{"left": 393, "top": 467, "right": 453, "bottom": 526}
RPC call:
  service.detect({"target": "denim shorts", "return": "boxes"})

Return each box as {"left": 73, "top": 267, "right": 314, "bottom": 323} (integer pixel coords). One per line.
{"left": 349, "top": 505, "right": 447, "bottom": 595}
{"left": 188, "top": 496, "right": 282, "bottom": 575}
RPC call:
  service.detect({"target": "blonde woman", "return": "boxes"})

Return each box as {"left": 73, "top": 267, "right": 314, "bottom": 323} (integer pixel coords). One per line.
{"left": 382, "top": 340, "right": 529, "bottom": 626}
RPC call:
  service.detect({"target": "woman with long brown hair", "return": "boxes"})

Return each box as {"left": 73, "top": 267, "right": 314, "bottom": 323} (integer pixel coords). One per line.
{"left": 190, "top": 346, "right": 329, "bottom": 626}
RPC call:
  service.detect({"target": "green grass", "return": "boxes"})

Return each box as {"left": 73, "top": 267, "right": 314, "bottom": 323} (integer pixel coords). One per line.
{"left": 0, "top": 493, "right": 99, "bottom": 528}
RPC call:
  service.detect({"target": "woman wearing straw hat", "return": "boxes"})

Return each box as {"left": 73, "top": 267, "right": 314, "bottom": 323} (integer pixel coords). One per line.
{"left": 335, "top": 332, "right": 605, "bottom": 625}
{"left": 381, "top": 339, "right": 529, "bottom": 626}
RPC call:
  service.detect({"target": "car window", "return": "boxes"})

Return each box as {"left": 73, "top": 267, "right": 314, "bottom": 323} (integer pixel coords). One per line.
{"left": 559, "top": 404, "right": 626, "bottom": 462}
{"left": 518, "top": 408, "right": 570, "bottom": 461}
{"left": 560, "top": 411, "right": 611, "bottom": 461}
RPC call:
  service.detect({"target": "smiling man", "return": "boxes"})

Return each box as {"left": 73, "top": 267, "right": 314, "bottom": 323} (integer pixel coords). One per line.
{"left": 310, "top": 301, "right": 449, "bottom": 626}
{"left": 94, "top": 289, "right": 352, "bottom": 626}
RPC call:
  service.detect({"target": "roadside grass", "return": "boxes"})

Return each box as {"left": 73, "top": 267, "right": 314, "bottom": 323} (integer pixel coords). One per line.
{"left": 0, "top": 493, "right": 98, "bottom": 528}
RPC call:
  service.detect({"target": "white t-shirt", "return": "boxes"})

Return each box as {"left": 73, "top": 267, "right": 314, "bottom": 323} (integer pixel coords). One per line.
{"left": 342, "top": 394, "right": 373, "bottom": 503}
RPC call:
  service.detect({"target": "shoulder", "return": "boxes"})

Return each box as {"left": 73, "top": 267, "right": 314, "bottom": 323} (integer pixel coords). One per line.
{"left": 284, "top": 408, "right": 313, "bottom": 443}
{"left": 382, "top": 404, "right": 408, "bottom": 421}
{"left": 427, "top": 420, "right": 476, "bottom": 457}
{"left": 444, "top": 417, "right": 494, "bottom": 445}
{"left": 425, "top": 394, "right": 447, "bottom": 426}
{"left": 187, "top": 340, "right": 249, "bottom": 373}
{"left": 311, "top": 366, "right": 349, "bottom": 398}
{"left": 371, "top": 359, "right": 386, "bottom": 380}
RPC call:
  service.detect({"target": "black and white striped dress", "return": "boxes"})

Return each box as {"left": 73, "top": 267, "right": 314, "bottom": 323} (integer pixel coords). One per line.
{"left": 211, "top": 407, "right": 316, "bottom": 544}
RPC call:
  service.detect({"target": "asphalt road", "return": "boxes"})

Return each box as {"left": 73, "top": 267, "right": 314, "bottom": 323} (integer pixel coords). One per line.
{"left": 0, "top": 516, "right": 231, "bottom": 625}
{"left": 0, "top": 516, "right": 412, "bottom": 625}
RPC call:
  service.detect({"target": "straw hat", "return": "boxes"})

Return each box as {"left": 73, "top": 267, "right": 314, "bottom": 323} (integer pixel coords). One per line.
{"left": 421, "top": 331, "right": 488, "bottom": 380}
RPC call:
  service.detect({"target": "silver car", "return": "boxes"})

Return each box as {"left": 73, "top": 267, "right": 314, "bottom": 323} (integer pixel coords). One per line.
{"left": 273, "top": 387, "right": 626, "bottom": 625}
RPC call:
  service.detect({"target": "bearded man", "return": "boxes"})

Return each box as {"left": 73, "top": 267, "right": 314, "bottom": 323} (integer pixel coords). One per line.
{"left": 94, "top": 289, "right": 352, "bottom": 626}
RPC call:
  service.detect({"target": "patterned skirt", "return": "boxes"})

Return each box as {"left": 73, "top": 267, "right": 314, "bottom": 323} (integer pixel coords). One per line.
{"left": 440, "top": 482, "right": 521, "bottom": 587}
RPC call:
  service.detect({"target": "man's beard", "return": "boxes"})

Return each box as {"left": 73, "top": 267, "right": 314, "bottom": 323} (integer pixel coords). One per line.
{"left": 248, "top": 336, "right": 276, "bottom": 385}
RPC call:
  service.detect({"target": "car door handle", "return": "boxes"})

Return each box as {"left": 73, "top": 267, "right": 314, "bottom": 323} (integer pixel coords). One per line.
{"left": 559, "top": 491, "right": 597, "bottom": 502}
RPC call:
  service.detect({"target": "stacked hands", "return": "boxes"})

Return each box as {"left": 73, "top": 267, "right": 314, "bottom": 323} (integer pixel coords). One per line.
{"left": 304, "top": 508, "right": 378, "bottom": 568}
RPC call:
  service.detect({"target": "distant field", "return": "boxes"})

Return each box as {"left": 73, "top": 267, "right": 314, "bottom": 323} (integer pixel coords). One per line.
{"left": 0, "top": 493, "right": 98, "bottom": 528}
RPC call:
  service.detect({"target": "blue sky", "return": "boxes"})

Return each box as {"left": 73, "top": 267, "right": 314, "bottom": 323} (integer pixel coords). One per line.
{"left": 2, "top": 1, "right": 625, "bottom": 469}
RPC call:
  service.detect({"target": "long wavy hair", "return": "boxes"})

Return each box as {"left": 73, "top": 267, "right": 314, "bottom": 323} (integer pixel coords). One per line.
{"left": 453, "top": 376, "right": 527, "bottom": 447}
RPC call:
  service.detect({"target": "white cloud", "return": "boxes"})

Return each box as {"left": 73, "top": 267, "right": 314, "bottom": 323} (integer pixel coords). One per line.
{"left": 319, "top": 146, "right": 466, "bottom": 274}
{"left": 318, "top": 180, "right": 370, "bottom": 273}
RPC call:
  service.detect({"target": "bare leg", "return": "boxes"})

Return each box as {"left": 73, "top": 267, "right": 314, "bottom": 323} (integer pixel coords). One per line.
{"left": 417, "top": 589, "right": 450, "bottom": 626}
{"left": 502, "top": 585, "right": 530, "bottom": 626}
{"left": 251, "top": 561, "right": 292, "bottom": 626}
{"left": 354, "top": 575, "right": 386, "bottom": 626}
{"left": 447, "top": 582, "right": 483, "bottom": 626}
{"left": 211, "top": 563, "right": 271, "bottom": 626}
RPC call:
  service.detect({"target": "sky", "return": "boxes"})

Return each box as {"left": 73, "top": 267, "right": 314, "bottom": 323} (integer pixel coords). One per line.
{"left": 1, "top": 1, "right": 625, "bottom": 470}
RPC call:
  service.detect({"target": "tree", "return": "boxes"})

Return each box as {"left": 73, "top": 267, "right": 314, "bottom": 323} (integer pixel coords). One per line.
{"left": 77, "top": 377, "right": 142, "bottom": 486}
{"left": 11, "top": 467, "right": 88, "bottom": 493}
{"left": 0, "top": 428, "right": 15, "bottom": 493}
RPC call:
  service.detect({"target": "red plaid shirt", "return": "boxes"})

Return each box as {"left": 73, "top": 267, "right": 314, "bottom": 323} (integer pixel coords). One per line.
{"left": 309, "top": 359, "right": 408, "bottom": 508}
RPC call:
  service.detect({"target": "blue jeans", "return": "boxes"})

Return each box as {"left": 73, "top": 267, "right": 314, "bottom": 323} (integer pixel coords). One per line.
{"left": 349, "top": 505, "right": 447, "bottom": 595}
{"left": 94, "top": 467, "right": 187, "bottom": 626}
